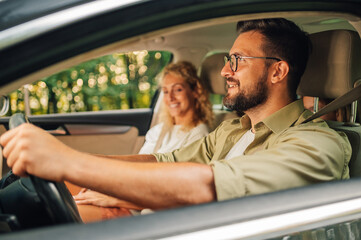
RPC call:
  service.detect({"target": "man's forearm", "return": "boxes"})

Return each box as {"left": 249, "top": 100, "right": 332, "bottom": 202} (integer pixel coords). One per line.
{"left": 67, "top": 153, "right": 216, "bottom": 209}
{"left": 94, "top": 154, "right": 157, "bottom": 162}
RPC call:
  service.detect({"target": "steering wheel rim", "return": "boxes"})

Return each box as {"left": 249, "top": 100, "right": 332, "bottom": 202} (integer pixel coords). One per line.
{"left": 9, "top": 113, "right": 82, "bottom": 224}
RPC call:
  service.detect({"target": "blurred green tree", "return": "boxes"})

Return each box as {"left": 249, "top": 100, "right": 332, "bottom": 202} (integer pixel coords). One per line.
{"left": 8, "top": 51, "right": 172, "bottom": 115}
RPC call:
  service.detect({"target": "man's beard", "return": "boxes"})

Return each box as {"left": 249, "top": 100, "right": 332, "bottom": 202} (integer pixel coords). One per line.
{"left": 223, "top": 70, "right": 268, "bottom": 115}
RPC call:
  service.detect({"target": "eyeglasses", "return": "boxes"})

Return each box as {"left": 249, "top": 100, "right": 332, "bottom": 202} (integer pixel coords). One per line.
{"left": 224, "top": 54, "right": 282, "bottom": 72}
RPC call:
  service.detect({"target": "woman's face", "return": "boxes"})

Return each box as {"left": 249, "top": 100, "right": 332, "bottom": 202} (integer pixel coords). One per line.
{"left": 162, "top": 73, "right": 196, "bottom": 124}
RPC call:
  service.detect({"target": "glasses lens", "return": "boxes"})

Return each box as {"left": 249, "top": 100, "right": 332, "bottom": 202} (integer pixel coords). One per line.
{"left": 230, "top": 55, "right": 237, "bottom": 72}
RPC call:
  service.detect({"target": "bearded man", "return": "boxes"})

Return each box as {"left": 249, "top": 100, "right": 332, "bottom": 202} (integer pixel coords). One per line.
{"left": 1, "top": 18, "right": 351, "bottom": 210}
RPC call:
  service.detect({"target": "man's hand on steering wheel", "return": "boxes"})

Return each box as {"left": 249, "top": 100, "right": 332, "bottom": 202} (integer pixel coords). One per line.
{"left": 1, "top": 123, "right": 74, "bottom": 181}
{"left": 0, "top": 114, "right": 82, "bottom": 224}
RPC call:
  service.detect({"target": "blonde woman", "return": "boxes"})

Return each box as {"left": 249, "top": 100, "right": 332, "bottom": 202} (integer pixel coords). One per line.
{"left": 139, "top": 61, "right": 213, "bottom": 153}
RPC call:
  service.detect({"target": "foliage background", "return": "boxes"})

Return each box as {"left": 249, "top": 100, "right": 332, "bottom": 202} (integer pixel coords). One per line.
{"left": 8, "top": 51, "right": 172, "bottom": 115}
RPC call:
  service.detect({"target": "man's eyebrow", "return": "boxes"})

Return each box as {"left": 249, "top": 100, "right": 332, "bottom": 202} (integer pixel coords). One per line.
{"left": 229, "top": 51, "right": 246, "bottom": 56}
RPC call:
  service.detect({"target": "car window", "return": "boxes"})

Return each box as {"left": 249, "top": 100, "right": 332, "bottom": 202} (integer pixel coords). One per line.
{"left": 7, "top": 50, "right": 172, "bottom": 115}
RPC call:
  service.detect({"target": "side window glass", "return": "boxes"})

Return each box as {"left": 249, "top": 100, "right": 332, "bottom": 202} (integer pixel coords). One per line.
{"left": 8, "top": 51, "right": 172, "bottom": 115}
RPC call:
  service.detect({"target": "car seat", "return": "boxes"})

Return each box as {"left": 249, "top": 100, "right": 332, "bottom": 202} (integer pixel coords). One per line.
{"left": 297, "top": 30, "right": 361, "bottom": 177}
{"left": 199, "top": 52, "right": 238, "bottom": 130}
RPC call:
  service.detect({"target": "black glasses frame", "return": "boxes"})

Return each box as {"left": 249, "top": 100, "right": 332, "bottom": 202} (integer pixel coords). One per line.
{"left": 224, "top": 54, "right": 282, "bottom": 72}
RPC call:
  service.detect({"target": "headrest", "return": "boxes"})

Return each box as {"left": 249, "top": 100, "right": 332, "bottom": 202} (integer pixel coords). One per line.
{"left": 199, "top": 52, "right": 227, "bottom": 95}
{"left": 297, "top": 30, "right": 361, "bottom": 99}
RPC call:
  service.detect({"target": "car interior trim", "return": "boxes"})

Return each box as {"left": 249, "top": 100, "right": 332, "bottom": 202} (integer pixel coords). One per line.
{"left": 0, "top": 108, "right": 153, "bottom": 136}
{"left": 0, "top": 0, "right": 142, "bottom": 50}
{"left": 64, "top": 124, "right": 131, "bottom": 135}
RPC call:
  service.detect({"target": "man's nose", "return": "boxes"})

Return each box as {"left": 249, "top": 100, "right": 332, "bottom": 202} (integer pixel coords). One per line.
{"left": 221, "top": 62, "right": 234, "bottom": 78}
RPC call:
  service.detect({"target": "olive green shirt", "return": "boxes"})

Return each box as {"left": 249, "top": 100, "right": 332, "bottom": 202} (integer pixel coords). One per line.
{"left": 153, "top": 100, "right": 351, "bottom": 201}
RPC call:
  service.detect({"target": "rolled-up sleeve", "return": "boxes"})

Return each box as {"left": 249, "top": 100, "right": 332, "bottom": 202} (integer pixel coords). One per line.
{"left": 153, "top": 122, "right": 221, "bottom": 164}
{"left": 211, "top": 125, "right": 351, "bottom": 201}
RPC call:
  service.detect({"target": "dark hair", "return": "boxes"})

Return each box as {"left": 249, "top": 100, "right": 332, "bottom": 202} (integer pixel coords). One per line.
{"left": 237, "top": 18, "right": 312, "bottom": 100}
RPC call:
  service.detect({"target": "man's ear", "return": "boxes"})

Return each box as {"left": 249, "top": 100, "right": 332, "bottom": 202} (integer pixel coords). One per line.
{"left": 270, "top": 61, "right": 289, "bottom": 84}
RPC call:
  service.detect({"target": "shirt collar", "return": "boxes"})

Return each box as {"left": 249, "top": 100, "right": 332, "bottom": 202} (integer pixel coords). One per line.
{"left": 237, "top": 114, "right": 251, "bottom": 129}
{"left": 255, "top": 99, "right": 306, "bottom": 134}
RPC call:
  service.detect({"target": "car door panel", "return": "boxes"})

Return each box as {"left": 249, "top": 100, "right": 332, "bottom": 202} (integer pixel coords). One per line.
{"left": 0, "top": 108, "right": 153, "bottom": 177}
{"left": 56, "top": 126, "right": 143, "bottom": 155}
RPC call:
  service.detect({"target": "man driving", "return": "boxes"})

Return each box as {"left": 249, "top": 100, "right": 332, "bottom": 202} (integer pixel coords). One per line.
{"left": 0, "top": 18, "right": 351, "bottom": 209}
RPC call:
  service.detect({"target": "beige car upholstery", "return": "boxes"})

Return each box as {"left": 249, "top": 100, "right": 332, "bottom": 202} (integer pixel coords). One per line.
{"left": 297, "top": 30, "right": 361, "bottom": 177}
{"left": 0, "top": 125, "right": 143, "bottom": 178}
{"left": 298, "top": 30, "right": 361, "bottom": 99}
{"left": 199, "top": 52, "right": 238, "bottom": 130}
{"left": 199, "top": 53, "right": 227, "bottom": 95}
{"left": 56, "top": 126, "right": 142, "bottom": 155}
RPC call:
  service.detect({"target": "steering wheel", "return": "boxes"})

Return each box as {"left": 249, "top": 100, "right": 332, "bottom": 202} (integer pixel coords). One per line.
{"left": 8, "top": 113, "right": 82, "bottom": 224}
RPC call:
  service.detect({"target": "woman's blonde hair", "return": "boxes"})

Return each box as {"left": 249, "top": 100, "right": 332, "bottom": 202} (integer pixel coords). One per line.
{"left": 159, "top": 61, "right": 213, "bottom": 130}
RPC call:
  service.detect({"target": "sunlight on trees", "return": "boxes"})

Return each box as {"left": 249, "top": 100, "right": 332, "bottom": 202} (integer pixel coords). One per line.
{"left": 8, "top": 51, "right": 172, "bottom": 115}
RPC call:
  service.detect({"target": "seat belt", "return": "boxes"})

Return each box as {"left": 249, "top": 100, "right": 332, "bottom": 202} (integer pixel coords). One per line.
{"left": 302, "top": 83, "right": 361, "bottom": 124}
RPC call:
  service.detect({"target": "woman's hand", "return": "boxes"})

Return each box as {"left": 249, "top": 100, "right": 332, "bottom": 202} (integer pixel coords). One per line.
{"left": 74, "top": 188, "right": 121, "bottom": 207}
{"left": 74, "top": 188, "right": 143, "bottom": 210}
